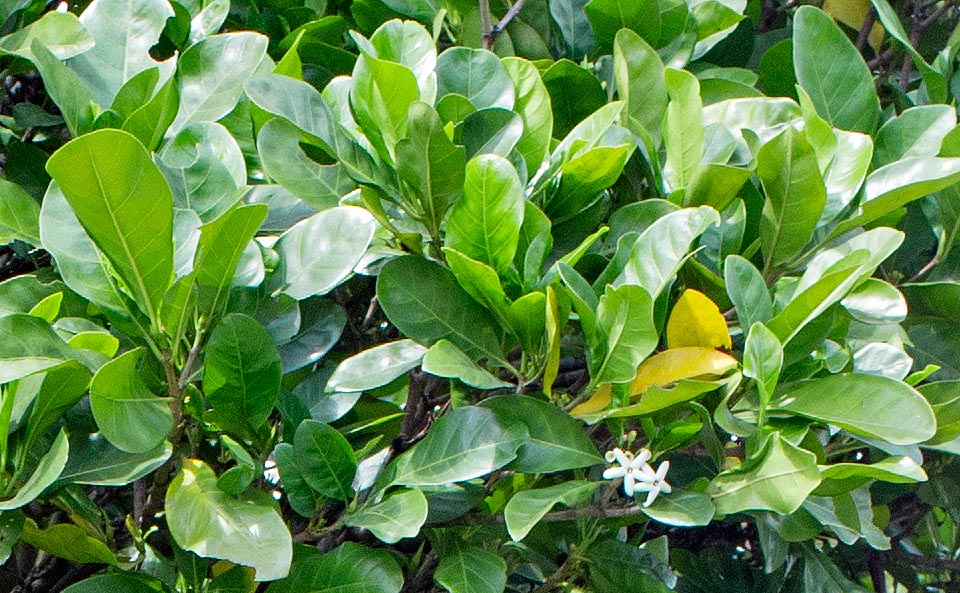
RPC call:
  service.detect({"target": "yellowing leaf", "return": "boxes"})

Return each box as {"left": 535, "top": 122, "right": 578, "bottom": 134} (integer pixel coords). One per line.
{"left": 666, "top": 290, "right": 732, "bottom": 350}
{"left": 570, "top": 347, "right": 739, "bottom": 415}
{"left": 823, "top": 0, "right": 884, "bottom": 52}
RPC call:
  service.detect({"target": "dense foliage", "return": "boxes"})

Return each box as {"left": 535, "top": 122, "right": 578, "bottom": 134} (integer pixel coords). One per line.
{"left": 0, "top": 0, "right": 959, "bottom": 591}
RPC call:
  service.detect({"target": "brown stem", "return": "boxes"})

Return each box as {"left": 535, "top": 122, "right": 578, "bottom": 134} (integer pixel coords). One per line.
{"left": 478, "top": 0, "right": 493, "bottom": 50}
{"left": 919, "top": 0, "right": 955, "bottom": 29}
{"left": 532, "top": 555, "right": 577, "bottom": 593}
{"left": 906, "top": 256, "right": 939, "bottom": 283}
{"left": 401, "top": 549, "right": 438, "bottom": 593}
{"left": 869, "top": 550, "right": 887, "bottom": 593}
{"left": 899, "top": 5, "right": 921, "bottom": 92}
{"left": 491, "top": 0, "right": 526, "bottom": 37}
{"left": 855, "top": 7, "right": 877, "bottom": 53}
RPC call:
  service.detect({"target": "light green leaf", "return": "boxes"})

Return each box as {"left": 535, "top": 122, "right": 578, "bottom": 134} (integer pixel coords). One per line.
{"left": 204, "top": 313, "right": 282, "bottom": 436}
{"left": 820, "top": 130, "right": 873, "bottom": 226}
{"left": 266, "top": 543, "right": 402, "bottom": 593}
{"left": 436, "top": 47, "right": 514, "bottom": 110}
{"left": 46, "top": 129, "right": 173, "bottom": 322}
{"left": 840, "top": 278, "right": 907, "bottom": 324}
{"left": 461, "top": 108, "right": 522, "bottom": 160}
{"left": 367, "top": 20, "right": 437, "bottom": 101}
{"left": 328, "top": 340, "right": 427, "bottom": 393}
{"left": 122, "top": 74, "right": 179, "bottom": 151}
{"left": 819, "top": 456, "right": 926, "bottom": 484}
{"left": 480, "top": 396, "right": 603, "bottom": 472}
{"left": 709, "top": 433, "right": 821, "bottom": 514}
{"left": 504, "top": 481, "right": 600, "bottom": 541}
{"left": 446, "top": 154, "right": 524, "bottom": 275}
{"left": 350, "top": 53, "right": 419, "bottom": 163}
{"left": 758, "top": 127, "right": 826, "bottom": 271}
{"left": 724, "top": 255, "right": 772, "bottom": 330}
{"left": 774, "top": 374, "right": 936, "bottom": 445}
{"left": 434, "top": 547, "right": 506, "bottom": 593}
{"left": 273, "top": 206, "right": 376, "bottom": 300}
{"left": 744, "top": 322, "right": 782, "bottom": 411}
{"left": 0, "top": 179, "right": 40, "bottom": 245}
{"left": 30, "top": 41, "right": 98, "bottom": 136}
{"left": 90, "top": 348, "right": 171, "bottom": 453}
{"left": 21, "top": 520, "right": 117, "bottom": 566}
{"left": 391, "top": 406, "right": 527, "bottom": 486}
{"left": 293, "top": 420, "right": 356, "bottom": 501}
{"left": 613, "top": 29, "right": 667, "bottom": 146}
{"left": 502, "top": 57, "right": 553, "bottom": 174}
{"left": 0, "top": 11, "right": 92, "bottom": 61}
{"left": 166, "top": 459, "right": 292, "bottom": 581}
{"left": 171, "top": 32, "right": 268, "bottom": 133}
{"left": 642, "top": 488, "right": 716, "bottom": 527}
{"left": 0, "top": 429, "right": 68, "bottom": 510}
{"left": 442, "top": 248, "right": 512, "bottom": 329}
{"left": 0, "top": 314, "right": 81, "bottom": 384}
{"left": 592, "top": 285, "right": 658, "bottom": 386}
{"left": 422, "top": 340, "right": 512, "bottom": 389}
{"left": 585, "top": 0, "right": 660, "bottom": 54}
{"left": 377, "top": 257, "right": 504, "bottom": 364}
{"left": 663, "top": 68, "right": 704, "bottom": 190}
{"left": 59, "top": 434, "right": 171, "bottom": 486}
{"left": 793, "top": 6, "right": 879, "bottom": 133}
{"left": 345, "top": 489, "right": 427, "bottom": 543}
{"left": 873, "top": 105, "right": 955, "bottom": 167}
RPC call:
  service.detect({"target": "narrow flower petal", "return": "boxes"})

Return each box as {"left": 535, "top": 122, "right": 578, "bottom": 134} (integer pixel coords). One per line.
{"left": 603, "top": 467, "right": 627, "bottom": 480}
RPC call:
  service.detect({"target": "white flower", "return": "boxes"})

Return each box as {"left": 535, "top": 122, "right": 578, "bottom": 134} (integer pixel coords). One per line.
{"left": 55, "top": 2, "right": 68, "bottom": 12}
{"left": 637, "top": 460, "right": 672, "bottom": 508}
{"left": 602, "top": 447, "right": 651, "bottom": 497}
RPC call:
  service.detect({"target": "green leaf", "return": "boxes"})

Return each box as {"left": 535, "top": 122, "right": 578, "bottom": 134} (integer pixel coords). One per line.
{"left": 436, "top": 47, "right": 514, "bottom": 110}
{"left": 0, "top": 314, "right": 79, "bottom": 383}
{"left": 278, "top": 299, "right": 346, "bottom": 373}
{"left": 0, "top": 429, "right": 68, "bottom": 510}
{"left": 802, "top": 546, "right": 870, "bottom": 593}
{"left": 0, "top": 179, "right": 40, "bottom": 245}
{"left": 396, "top": 102, "right": 465, "bottom": 234}
{"left": 502, "top": 57, "right": 553, "bottom": 175}
{"left": 550, "top": 0, "right": 596, "bottom": 59}
{"left": 758, "top": 128, "right": 826, "bottom": 271}
{"left": 30, "top": 41, "right": 98, "bottom": 136}
{"left": 266, "top": 543, "right": 402, "bottom": 593}
{"left": 46, "top": 129, "right": 173, "bottom": 323}
{"left": 171, "top": 32, "right": 269, "bottom": 133}
{"left": 61, "top": 573, "right": 168, "bottom": 593}
{"left": 918, "top": 381, "right": 960, "bottom": 444}
{"left": 21, "top": 519, "right": 117, "bottom": 566}
{"left": 328, "top": 340, "right": 427, "bottom": 393}
{"left": 434, "top": 547, "right": 506, "bottom": 593}
{"left": 258, "top": 118, "right": 355, "bottom": 210}
{"left": 461, "top": 108, "right": 522, "bottom": 160}
{"left": 345, "top": 488, "right": 427, "bottom": 543}
{"left": 274, "top": 443, "right": 322, "bottom": 517}
{"left": 663, "top": 68, "right": 704, "bottom": 190}
{"left": 546, "top": 145, "right": 633, "bottom": 222}
{"left": 391, "top": 406, "right": 527, "bottom": 486}
{"left": 724, "top": 256, "right": 771, "bottom": 331}
{"left": 642, "top": 488, "right": 716, "bottom": 527}
{"left": 1, "top": 12, "right": 91, "bottom": 61}
{"left": 122, "top": 74, "right": 180, "bottom": 151}
{"left": 709, "top": 433, "right": 821, "bottom": 515}
{"left": 446, "top": 154, "right": 524, "bottom": 275}
{"left": 873, "top": 105, "right": 955, "bottom": 167}
{"left": 367, "top": 20, "right": 436, "bottom": 99}
{"left": 615, "top": 206, "right": 720, "bottom": 299}
{"left": 90, "top": 348, "right": 172, "bottom": 453}
{"left": 273, "top": 206, "right": 376, "bottom": 300}
{"left": 442, "top": 248, "right": 512, "bottom": 328}
{"left": 542, "top": 59, "right": 606, "bottom": 140}
{"left": 350, "top": 53, "right": 419, "bottom": 163}
{"left": 422, "top": 340, "right": 513, "bottom": 389}
{"left": 774, "top": 374, "right": 936, "bottom": 445}
{"left": 594, "top": 285, "right": 658, "bottom": 385}
{"left": 819, "top": 456, "right": 926, "bottom": 484}
{"left": 793, "top": 6, "right": 879, "bottom": 133}
{"left": 59, "top": 434, "right": 171, "bottom": 486}
{"left": 194, "top": 204, "right": 267, "bottom": 319}
{"left": 613, "top": 29, "right": 667, "bottom": 146}
{"left": 504, "top": 481, "right": 600, "bottom": 540}
{"left": 293, "top": 420, "right": 357, "bottom": 501}
{"left": 21, "top": 363, "right": 91, "bottom": 448}
{"left": 869, "top": 0, "right": 947, "bottom": 103}
{"left": 589, "top": 540, "right": 672, "bottom": 593}
{"left": 833, "top": 157, "right": 960, "bottom": 237}
{"left": 585, "top": 0, "right": 660, "bottom": 54}
{"left": 204, "top": 313, "right": 282, "bottom": 436}
{"left": 743, "top": 322, "right": 782, "bottom": 412}
{"left": 377, "top": 257, "right": 504, "bottom": 364}
{"left": 166, "top": 459, "right": 292, "bottom": 581}
{"left": 481, "top": 396, "right": 603, "bottom": 472}
{"left": 67, "top": 0, "right": 173, "bottom": 106}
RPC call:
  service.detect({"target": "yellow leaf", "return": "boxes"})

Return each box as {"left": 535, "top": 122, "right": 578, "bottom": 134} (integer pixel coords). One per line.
{"left": 570, "top": 347, "right": 739, "bottom": 416}
{"left": 823, "top": 0, "right": 885, "bottom": 52}
{"left": 666, "top": 289, "right": 732, "bottom": 350}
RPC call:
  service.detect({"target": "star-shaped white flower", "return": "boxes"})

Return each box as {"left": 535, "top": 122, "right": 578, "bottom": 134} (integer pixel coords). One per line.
{"left": 636, "top": 460, "right": 672, "bottom": 507}
{"left": 602, "top": 447, "right": 651, "bottom": 497}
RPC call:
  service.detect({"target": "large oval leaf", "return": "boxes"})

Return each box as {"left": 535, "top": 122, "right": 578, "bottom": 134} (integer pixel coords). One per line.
{"left": 0, "top": 314, "right": 80, "bottom": 384}
{"left": 344, "top": 488, "right": 427, "bottom": 543}
{"left": 504, "top": 480, "right": 600, "bottom": 541}
{"left": 293, "top": 420, "right": 356, "bottom": 501}
{"left": 266, "top": 543, "right": 402, "bottom": 593}
{"left": 774, "top": 373, "right": 936, "bottom": 445}
{"left": 327, "top": 340, "right": 427, "bottom": 393}
{"left": 434, "top": 547, "right": 506, "bottom": 593}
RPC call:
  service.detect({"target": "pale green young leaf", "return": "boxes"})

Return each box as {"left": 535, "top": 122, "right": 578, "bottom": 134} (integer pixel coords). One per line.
{"left": 345, "top": 489, "right": 427, "bottom": 543}
{"left": 0, "top": 179, "right": 40, "bottom": 245}
{"left": 593, "top": 285, "right": 658, "bottom": 385}
{"left": 504, "top": 481, "right": 600, "bottom": 541}
{"left": 663, "top": 68, "right": 704, "bottom": 191}
{"left": 421, "top": 340, "right": 513, "bottom": 390}
{"left": 0, "top": 429, "right": 68, "bottom": 510}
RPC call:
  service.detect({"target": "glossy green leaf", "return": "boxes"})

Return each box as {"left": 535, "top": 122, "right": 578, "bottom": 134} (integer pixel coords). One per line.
{"left": 166, "top": 458, "right": 292, "bottom": 581}
{"left": 122, "top": 74, "right": 179, "bottom": 151}
{"left": 61, "top": 573, "right": 168, "bottom": 593}
{"left": 547, "top": 145, "right": 633, "bottom": 222}
{"left": 642, "top": 488, "right": 716, "bottom": 527}
{"left": 461, "top": 108, "right": 522, "bottom": 160}
{"left": 758, "top": 127, "right": 825, "bottom": 271}
{"left": 443, "top": 248, "right": 512, "bottom": 328}
{"left": 0, "top": 11, "right": 92, "bottom": 61}
{"left": 663, "top": 68, "right": 704, "bottom": 190}
{"left": 502, "top": 57, "right": 553, "bottom": 174}
{"left": 204, "top": 313, "right": 282, "bottom": 435}
{"left": 20, "top": 363, "right": 91, "bottom": 447}
{"left": 724, "top": 255, "right": 772, "bottom": 330}
{"left": 0, "top": 179, "right": 40, "bottom": 245}
{"left": 793, "top": 6, "right": 879, "bottom": 133}
{"left": 345, "top": 489, "right": 427, "bottom": 543}
{"left": 744, "top": 322, "right": 782, "bottom": 411}
{"left": 840, "top": 278, "right": 907, "bottom": 324}
{"left": 446, "top": 154, "right": 524, "bottom": 275}
{"left": 278, "top": 299, "right": 346, "bottom": 373}
{"left": 274, "top": 443, "right": 322, "bottom": 518}
{"left": 819, "top": 456, "right": 926, "bottom": 484}
{"left": 59, "top": 434, "right": 171, "bottom": 486}
{"left": 873, "top": 105, "right": 955, "bottom": 167}
{"left": 481, "top": 395, "right": 603, "bottom": 472}
{"left": 193, "top": 204, "right": 266, "bottom": 319}
{"left": 436, "top": 47, "right": 514, "bottom": 110}
{"left": 328, "top": 340, "right": 427, "bottom": 393}
{"left": 434, "top": 547, "right": 506, "bottom": 593}
{"left": 550, "top": 0, "right": 595, "bottom": 58}
{"left": 774, "top": 373, "right": 936, "bottom": 445}
{"left": 542, "top": 59, "right": 606, "bottom": 140}
{"left": 351, "top": 53, "right": 419, "bottom": 163}
{"left": 588, "top": 540, "right": 672, "bottom": 593}
{"left": 171, "top": 32, "right": 268, "bottom": 133}
{"left": 30, "top": 41, "right": 98, "bottom": 136}
{"left": 613, "top": 29, "right": 667, "bottom": 146}
{"left": 273, "top": 206, "right": 375, "bottom": 300}
{"left": 367, "top": 20, "right": 436, "bottom": 100}
{"left": 421, "top": 340, "right": 512, "bottom": 389}
{"left": 46, "top": 129, "right": 173, "bottom": 322}
{"left": 266, "top": 543, "right": 402, "bottom": 593}
{"left": 709, "top": 433, "right": 821, "bottom": 514}
{"left": 377, "top": 257, "right": 504, "bottom": 363}
{"left": 593, "top": 285, "right": 658, "bottom": 385}
{"left": 0, "top": 314, "right": 80, "bottom": 383}
{"left": 21, "top": 520, "right": 116, "bottom": 566}
{"left": 585, "top": 0, "right": 660, "bottom": 54}
{"left": 391, "top": 406, "right": 527, "bottom": 486}
{"left": 504, "top": 481, "right": 600, "bottom": 540}
{"left": 90, "top": 348, "right": 171, "bottom": 453}
{"left": 293, "top": 420, "right": 356, "bottom": 501}
{"left": 0, "top": 429, "right": 68, "bottom": 510}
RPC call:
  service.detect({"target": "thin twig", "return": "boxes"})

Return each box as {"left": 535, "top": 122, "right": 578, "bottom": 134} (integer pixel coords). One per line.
{"left": 491, "top": 0, "right": 527, "bottom": 37}
{"left": 906, "top": 256, "right": 939, "bottom": 283}
{"left": 855, "top": 7, "right": 877, "bottom": 53}
{"left": 447, "top": 499, "right": 649, "bottom": 527}
{"left": 478, "top": 0, "right": 493, "bottom": 49}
